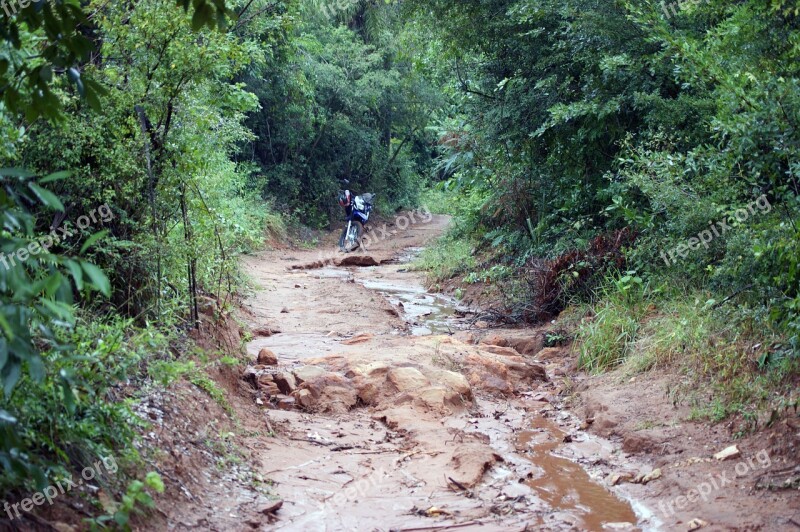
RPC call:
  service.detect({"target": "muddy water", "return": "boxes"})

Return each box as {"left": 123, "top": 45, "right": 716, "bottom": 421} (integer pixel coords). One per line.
{"left": 518, "top": 417, "right": 639, "bottom": 530}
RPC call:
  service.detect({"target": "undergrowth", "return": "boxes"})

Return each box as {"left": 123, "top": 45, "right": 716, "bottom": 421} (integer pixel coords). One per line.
{"left": 569, "top": 271, "right": 798, "bottom": 426}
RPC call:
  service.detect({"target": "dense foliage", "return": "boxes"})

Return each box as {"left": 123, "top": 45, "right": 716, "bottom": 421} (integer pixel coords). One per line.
{"left": 409, "top": 0, "right": 799, "bottom": 416}
{"left": 0, "top": 0, "right": 436, "bottom": 522}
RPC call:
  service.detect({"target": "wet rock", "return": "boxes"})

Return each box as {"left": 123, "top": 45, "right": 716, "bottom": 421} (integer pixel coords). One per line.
{"left": 294, "top": 374, "right": 357, "bottom": 413}
{"left": 337, "top": 255, "right": 379, "bottom": 267}
{"left": 608, "top": 472, "right": 635, "bottom": 486}
{"left": 262, "top": 382, "right": 281, "bottom": 397}
{"left": 252, "top": 326, "right": 280, "bottom": 337}
{"left": 714, "top": 445, "right": 740, "bottom": 461}
{"left": 276, "top": 396, "right": 296, "bottom": 410}
{"left": 414, "top": 386, "right": 453, "bottom": 410}
{"left": 293, "top": 365, "right": 327, "bottom": 384}
{"left": 274, "top": 372, "right": 297, "bottom": 394}
{"left": 426, "top": 368, "right": 472, "bottom": 399}
{"left": 257, "top": 348, "right": 278, "bottom": 366}
{"left": 535, "top": 347, "right": 565, "bottom": 362}
{"left": 480, "top": 334, "right": 508, "bottom": 347}
{"left": 347, "top": 361, "right": 391, "bottom": 379}
{"left": 501, "top": 482, "right": 531, "bottom": 499}
{"left": 342, "top": 333, "right": 374, "bottom": 345}
{"left": 623, "top": 433, "right": 658, "bottom": 454}
{"left": 479, "top": 345, "right": 522, "bottom": 357}
{"left": 452, "top": 331, "right": 476, "bottom": 344}
{"left": 262, "top": 499, "right": 283, "bottom": 515}
{"left": 243, "top": 367, "right": 260, "bottom": 389}
{"left": 294, "top": 388, "right": 314, "bottom": 409}
{"left": 634, "top": 468, "right": 662, "bottom": 484}
{"left": 449, "top": 443, "right": 500, "bottom": 487}
{"left": 388, "top": 367, "right": 430, "bottom": 392}
{"left": 687, "top": 518, "right": 709, "bottom": 531}
{"left": 506, "top": 336, "right": 545, "bottom": 356}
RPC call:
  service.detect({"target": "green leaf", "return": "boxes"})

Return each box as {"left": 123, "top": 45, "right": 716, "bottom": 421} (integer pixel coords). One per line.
{"left": 3, "top": 363, "right": 21, "bottom": 397}
{"left": 39, "top": 170, "right": 71, "bottom": 184}
{"left": 81, "top": 262, "right": 111, "bottom": 296}
{"left": 66, "top": 260, "right": 84, "bottom": 291}
{"left": 80, "top": 230, "right": 109, "bottom": 254}
{"left": 28, "top": 183, "right": 65, "bottom": 211}
{"left": 0, "top": 168, "right": 35, "bottom": 178}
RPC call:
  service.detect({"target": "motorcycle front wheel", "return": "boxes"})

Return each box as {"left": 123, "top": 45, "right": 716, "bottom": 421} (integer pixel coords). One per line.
{"left": 339, "top": 222, "right": 362, "bottom": 252}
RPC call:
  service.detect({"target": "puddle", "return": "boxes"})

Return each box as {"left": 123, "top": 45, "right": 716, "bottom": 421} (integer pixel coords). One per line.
{"left": 311, "top": 254, "right": 465, "bottom": 336}
{"left": 518, "top": 416, "right": 639, "bottom": 530}
{"left": 360, "top": 276, "right": 458, "bottom": 335}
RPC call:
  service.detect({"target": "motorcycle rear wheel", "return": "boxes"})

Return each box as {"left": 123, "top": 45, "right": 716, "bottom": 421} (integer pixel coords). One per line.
{"left": 339, "top": 222, "right": 362, "bottom": 252}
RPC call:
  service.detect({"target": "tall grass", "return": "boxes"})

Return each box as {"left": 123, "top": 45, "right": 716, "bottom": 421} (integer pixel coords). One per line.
{"left": 414, "top": 233, "right": 476, "bottom": 284}
{"left": 571, "top": 271, "right": 796, "bottom": 424}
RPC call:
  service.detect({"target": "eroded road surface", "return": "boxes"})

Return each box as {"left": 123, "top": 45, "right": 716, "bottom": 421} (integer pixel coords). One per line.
{"left": 238, "top": 213, "right": 655, "bottom": 531}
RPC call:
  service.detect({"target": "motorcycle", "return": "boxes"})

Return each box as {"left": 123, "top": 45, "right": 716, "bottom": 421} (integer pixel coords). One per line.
{"left": 338, "top": 182, "right": 374, "bottom": 252}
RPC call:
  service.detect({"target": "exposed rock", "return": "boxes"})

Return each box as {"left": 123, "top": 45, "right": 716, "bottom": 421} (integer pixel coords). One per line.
{"left": 243, "top": 367, "right": 260, "bottom": 389}
{"left": 452, "top": 331, "right": 476, "bottom": 344}
{"left": 347, "top": 361, "right": 391, "bottom": 379}
{"left": 480, "top": 334, "right": 508, "bottom": 347}
{"left": 449, "top": 444, "right": 500, "bottom": 487}
{"left": 337, "top": 255, "right": 379, "bottom": 267}
{"left": 274, "top": 372, "right": 297, "bottom": 394}
{"left": 714, "top": 445, "right": 740, "bottom": 461}
{"left": 414, "top": 386, "right": 453, "bottom": 410}
{"left": 623, "top": 433, "right": 658, "bottom": 454}
{"left": 293, "top": 365, "right": 327, "bottom": 384}
{"left": 262, "top": 382, "right": 281, "bottom": 397}
{"left": 294, "top": 373, "right": 357, "bottom": 413}
{"left": 506, "top": 336, "right": 545, "bottom": 356}
{"left": 252, "top": 326, "right": 280, "bottom": 337}
{"left": 479, "top": 345, "right": 522, "bottom": 357}
{"left": 257, "top": 348, "right": 279, "bottom": 366}
{"left": 342, "top": 333, "right": 374, "bottom": 345}
{"left": 388, "top": 367, "right": 430, "bottom": 392}
{"left": 352, "top": 377, "right": 381, "bottom": 405}
{"left": 535, "top": 347, "right": 565, "bottom": 362}
{"left": 257, "top": 373, "right": 277, "bottom": 388}
{"left": 608, "top": 472, "right": 635, "bottom": 486}
{"left": 294, "top": 388, "right": 314, "bottom": 409}
{"left": 687, "top": 518, "right": 709, "bottom": 531}
{"left": 634, "top": 468, "right": 662, "bottom": 484}
{"left": 262, "top": 500, "right": 283, "bottom": 515}
{"left": 276, "top": 396, "right": 296, "bottom": 410}
{"left": 425, "top": 368, "right": 472, "bottom": 400}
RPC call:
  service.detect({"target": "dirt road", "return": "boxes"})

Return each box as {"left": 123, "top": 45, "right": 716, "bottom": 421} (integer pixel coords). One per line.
{"left": 229, "top": 212, "right": 653, "bottom": 531}
{"left": 151, "top": 210, "right": 799, "bottom": 531}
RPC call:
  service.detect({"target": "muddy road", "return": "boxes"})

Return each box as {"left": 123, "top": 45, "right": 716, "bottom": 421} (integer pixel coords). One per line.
{"left": 230, "top": 212, "right": 655, "bottom": 531}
